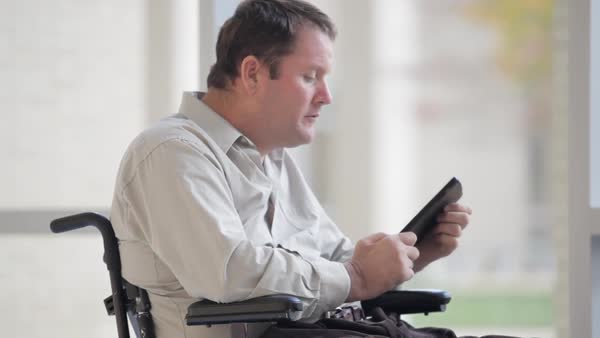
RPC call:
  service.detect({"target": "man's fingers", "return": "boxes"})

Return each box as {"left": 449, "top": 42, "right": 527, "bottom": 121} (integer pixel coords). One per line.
{"left": 437, "top": 211, "right": 470, "bottom": 227}
{"left": 406, "top": 245, "right": 420, "bottom": 261}
{"left": 444, "top": 203, "right": 472, "bottom": 215}
{"left": 430, "top": 223, "right": 462, "bottom": 237}
{"left": 360, "top": 232, "right": 387, "bottom": 245}
{"left": 399, "top": 231, "right": 417, "bottom": 246}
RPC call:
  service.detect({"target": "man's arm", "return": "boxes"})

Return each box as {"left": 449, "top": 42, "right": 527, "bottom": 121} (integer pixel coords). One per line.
{"left": 309, "top": 205, "right": 421, "bottom": 302}
{"left": 343, "top": 232, "right": 420, "bottom": 301}
{"left": 334, "top": 202, "right": 471, "bottom": 301}
{"left": 116, "top": 139, "right": 349, "bottom": 320}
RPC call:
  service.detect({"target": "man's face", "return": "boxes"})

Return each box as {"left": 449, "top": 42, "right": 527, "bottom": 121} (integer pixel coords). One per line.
{"left": 255, "top": 26, "right": 333, "bottom": 149}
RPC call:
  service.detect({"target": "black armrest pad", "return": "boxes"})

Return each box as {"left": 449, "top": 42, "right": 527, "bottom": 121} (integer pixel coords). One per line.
{"left": 361, "top": 289, "right": 451, "bottom": 315}
{"left": 186, "top": 295, "right": 303, "bottom": 326}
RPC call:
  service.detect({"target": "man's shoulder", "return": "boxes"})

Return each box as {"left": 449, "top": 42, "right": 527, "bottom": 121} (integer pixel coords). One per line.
{"left": 115, "top": 115, "right": 222, "bottom": 186}
{"left": 129, "top": 115, "right": 217, "bottom": 158}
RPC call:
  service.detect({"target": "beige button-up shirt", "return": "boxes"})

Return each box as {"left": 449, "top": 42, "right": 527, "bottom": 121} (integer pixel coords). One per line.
{"left": 111, "top": 92, "right": 353, "bottom": 338}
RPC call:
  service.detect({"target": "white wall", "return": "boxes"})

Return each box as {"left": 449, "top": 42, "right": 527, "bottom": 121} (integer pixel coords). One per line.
{"left": 0, "top": 0, "right": 145, "bottom": 209}
{"left": 1, "top": 2, "right": 200, "bottom": 337}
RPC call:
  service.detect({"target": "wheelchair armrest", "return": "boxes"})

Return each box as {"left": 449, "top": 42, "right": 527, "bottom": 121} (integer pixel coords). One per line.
{"left": 361, "top": 289, "right": 451, "bottom": 316}
{"left": 186, "top": 295, "right": 303, "bottom": 326}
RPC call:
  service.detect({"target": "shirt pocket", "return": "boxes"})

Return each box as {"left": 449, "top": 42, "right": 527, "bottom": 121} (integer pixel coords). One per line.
{"left": 275, "top": 197, "right": 322, "bottom": 261}
{"left": 277, "top": 183, "right": 320, "bottom": 231}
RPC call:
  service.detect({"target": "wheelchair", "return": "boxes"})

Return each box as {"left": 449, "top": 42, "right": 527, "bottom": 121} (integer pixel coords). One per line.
{"left": 50, "top": 212, "right": 452, "bottom": 338}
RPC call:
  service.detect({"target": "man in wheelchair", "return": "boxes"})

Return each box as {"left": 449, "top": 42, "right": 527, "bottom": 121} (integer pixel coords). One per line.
{"left": 106, "top": 0, "right": 486, "bottom": 337}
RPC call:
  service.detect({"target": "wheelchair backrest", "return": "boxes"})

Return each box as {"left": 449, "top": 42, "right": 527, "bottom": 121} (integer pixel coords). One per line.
{"left": 50, "top": 212, "right": 155, "bottom": 338}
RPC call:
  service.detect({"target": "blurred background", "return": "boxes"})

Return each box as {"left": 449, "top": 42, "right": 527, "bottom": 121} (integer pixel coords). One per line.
{"left": 1, "top": 0, "right": 568, "bottom": 337}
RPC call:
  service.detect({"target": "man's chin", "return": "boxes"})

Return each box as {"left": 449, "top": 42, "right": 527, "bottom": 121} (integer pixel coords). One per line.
{"left": 285, "top": 130, "right": 316, "bottom": 148}
{"left": 299, "top": 129, "right": 316, "bottom": 144}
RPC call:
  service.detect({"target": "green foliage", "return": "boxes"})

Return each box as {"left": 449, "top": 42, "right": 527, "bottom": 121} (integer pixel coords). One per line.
{"left": 406, "top": 291, "right": 552, "bottom": 327}
{"left": 465, "top": 0, "right": 554, "bottom": 89}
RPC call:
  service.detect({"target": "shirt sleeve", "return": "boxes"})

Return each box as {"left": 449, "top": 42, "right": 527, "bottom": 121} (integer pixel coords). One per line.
{"left": 316, "top": 209, "right": 356, "bottom": 263}
{"left": 117, "top": 138, "right": 349, "bottom": 321}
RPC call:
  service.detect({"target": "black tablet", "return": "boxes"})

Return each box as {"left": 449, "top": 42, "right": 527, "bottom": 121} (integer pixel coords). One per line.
{"left": 401, "top": 177, "right": 463, "bottom": 243}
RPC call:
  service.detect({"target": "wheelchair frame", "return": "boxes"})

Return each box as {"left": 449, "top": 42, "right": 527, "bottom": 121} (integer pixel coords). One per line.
{"left": 50, "top": 212, "right": 451, "bottom": 338}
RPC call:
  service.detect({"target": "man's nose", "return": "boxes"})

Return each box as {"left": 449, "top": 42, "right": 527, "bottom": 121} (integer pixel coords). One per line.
{"left": 316, "top": 80, "right": 333, "bottom": 105}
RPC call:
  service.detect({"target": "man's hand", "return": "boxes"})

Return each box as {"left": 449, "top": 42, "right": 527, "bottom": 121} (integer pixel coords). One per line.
{"left": 344, "top": 232, "right": 419, "bottom": 302}
{"left": 413, "top": 203, "right": 472, "bottom": 272}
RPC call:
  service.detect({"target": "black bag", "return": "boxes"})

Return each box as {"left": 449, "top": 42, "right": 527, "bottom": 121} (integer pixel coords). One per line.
{"left": 260, "top": 307, "right": 521, "bottom": 338}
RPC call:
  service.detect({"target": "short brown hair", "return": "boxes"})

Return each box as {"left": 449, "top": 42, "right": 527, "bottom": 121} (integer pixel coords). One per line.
{"left": 206, "top": 0, "right": 336, "bottom": 89}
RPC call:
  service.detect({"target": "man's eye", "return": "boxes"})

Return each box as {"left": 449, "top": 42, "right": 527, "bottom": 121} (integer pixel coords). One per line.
{"left": 303, "top": 75, "right": 316, "bottom": 82}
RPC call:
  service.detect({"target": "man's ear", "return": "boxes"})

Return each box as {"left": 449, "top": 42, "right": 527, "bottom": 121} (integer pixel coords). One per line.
{"left": 239, "top": 55, "right": 264, "bottom": 95}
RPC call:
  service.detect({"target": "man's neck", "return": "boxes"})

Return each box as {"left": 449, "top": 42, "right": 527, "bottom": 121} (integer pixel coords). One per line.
{"left": 201, "top": 89, "right": 274, "bottom": 158}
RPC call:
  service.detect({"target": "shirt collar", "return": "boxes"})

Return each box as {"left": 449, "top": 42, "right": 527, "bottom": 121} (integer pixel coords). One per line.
{"left": 177, "top": 91, "right": 242, "bottom": 153}
{"left": 177, "top": 91, "right": 286, "bottom": 161}
{"left": 269, "top": 148, "right": 284, "bottom": 162}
